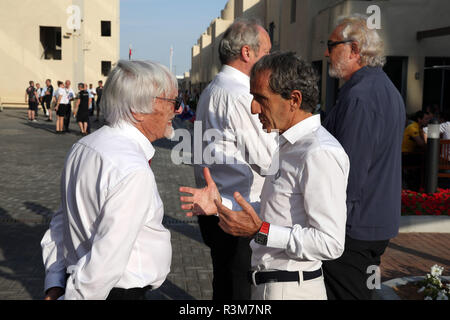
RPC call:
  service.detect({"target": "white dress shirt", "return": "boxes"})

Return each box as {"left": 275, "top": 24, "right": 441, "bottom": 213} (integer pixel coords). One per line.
{"left": 194, "top": 65, "right": 277, "bottom": 211}
{"left": 41, "top": 121, "right": 172, "bottom": 300}
{"left": 251, "top": 115, "right": 350, "bottom": 272}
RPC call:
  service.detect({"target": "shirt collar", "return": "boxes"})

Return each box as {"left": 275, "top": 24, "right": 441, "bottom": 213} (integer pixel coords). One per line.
{"left": 282, "top": 114, "right": 321, "bottom": 145}
{"left": 221, "top": 64, "right": 250, "bottom": 88}
{"left": 114, "top": 121, "right": 155, "bottom": 161}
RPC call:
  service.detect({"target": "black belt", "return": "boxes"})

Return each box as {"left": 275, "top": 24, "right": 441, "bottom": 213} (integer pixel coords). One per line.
{"left": 248, "top": 269, "right": 322, "bottom": 286}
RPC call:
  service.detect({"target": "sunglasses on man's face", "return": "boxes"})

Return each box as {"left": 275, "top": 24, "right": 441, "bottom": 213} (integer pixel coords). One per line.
{"left": 327, "top": 39, "right": 354, "bottom": 53}
{"left": 153, "top": 96, "right": 182, "bottom": 111}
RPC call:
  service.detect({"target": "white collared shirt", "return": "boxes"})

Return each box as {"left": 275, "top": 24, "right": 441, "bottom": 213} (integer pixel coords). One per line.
{"left": 251, "top": 115, "right": 350, "bottom": 272}
{"left": 194, "top": 65, "right": 277, "bottom": 211}
{"left": 41, "top": 121, "right": 172, "bottom": 300}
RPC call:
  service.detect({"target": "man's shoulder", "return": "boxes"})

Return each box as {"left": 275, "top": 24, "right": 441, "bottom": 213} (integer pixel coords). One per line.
{"left": 74, "top": 127, "right": 151, "bottom": 174}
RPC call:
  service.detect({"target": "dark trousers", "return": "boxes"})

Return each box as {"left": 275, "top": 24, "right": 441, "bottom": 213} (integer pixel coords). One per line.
{"left": 198, "top": 215, "right": 251, "bottom": 300}
{"left": 63, "top": 103, "right": 72, "bottom": 131}
{"left": 44, "top": 97, "right": 52, "bottom": 115}
{"left": 106, "top": 286, "right": 152, "bottom": 300}
{"left": 322, "top": 235, "right": 389, "bottom": 300}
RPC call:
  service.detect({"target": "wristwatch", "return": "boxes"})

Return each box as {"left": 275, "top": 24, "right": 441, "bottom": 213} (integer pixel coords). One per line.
{"left": 254, "top": 222, "right": 270, "bottom": 246}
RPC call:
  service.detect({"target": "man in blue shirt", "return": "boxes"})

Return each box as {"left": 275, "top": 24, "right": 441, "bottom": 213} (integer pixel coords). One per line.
{"left": 322, "top": 15, "right": 406, "bottom": 300}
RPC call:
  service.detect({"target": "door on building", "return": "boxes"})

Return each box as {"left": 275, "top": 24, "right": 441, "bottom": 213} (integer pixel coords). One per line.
{"left": 383, "top": 56, "right": 408, "bottom": 102}
{"left": 423, "top": 57, "right": 450, "bottom": 114}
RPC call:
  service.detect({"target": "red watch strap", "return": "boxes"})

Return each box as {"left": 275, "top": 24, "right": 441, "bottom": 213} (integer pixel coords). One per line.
{"left": 259, "top": 222, "right": 270, "bottom": 235}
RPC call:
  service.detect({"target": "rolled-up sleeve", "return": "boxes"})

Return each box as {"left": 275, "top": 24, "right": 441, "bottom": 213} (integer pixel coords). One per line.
{"left": 41, "top": 206, "right": 67, "bottom": 293}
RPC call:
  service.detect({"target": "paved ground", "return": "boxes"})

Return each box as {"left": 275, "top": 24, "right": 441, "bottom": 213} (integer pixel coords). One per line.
{"left": 0, "top": 108, "right": 448, "bottom": 300}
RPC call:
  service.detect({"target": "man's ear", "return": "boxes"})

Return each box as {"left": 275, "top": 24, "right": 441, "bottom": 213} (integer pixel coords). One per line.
{"left": 131, "top": 111, "right": 144, "bottom": 122}
{"left": 290, "top": 90, "right": 303, "bottom": 111}
{"left": 241, "top": 45, "right": 251, "bottom": 63}
{"left": 350, "top": 42, "right": 361, "bottom": 61}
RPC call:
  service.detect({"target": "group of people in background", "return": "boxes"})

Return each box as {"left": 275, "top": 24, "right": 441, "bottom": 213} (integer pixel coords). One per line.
{"left": 25, "top": 79, "right": 104, "bottom": 135}
{"left": 401, "top": 106, "right": 450, "bottom": 189}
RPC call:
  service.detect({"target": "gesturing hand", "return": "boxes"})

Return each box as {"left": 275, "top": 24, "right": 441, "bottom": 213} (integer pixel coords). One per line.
{"left": 179, "top": 167, "right": 222, "bottom": 217}
{"left": 214, "top": 192, "right": 262, "bottom": 238}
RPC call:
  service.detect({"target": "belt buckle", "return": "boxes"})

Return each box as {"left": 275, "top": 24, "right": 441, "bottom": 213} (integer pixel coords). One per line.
{"left": 251, "top": 270, "right": 258, "bottom": 286}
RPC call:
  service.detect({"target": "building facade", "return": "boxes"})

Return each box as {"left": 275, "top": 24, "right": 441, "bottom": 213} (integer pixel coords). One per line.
{"left": 188, "top": 0, "right": 450, "bottom": 115}
{"left": 0, "top": 0, "right": 120, "bottom": 106}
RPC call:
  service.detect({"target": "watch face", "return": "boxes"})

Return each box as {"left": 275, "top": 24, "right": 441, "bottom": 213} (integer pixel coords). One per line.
{"left": 255, "top": 232, "right": 267, "bottom": 246}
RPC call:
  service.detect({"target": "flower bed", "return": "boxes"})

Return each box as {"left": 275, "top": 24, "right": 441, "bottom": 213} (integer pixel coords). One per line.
{"left": 393, "top": 265, "right": 449, "bottom": 300}
{"left": 401, "top": 188, "right": 450, "bottom": 216}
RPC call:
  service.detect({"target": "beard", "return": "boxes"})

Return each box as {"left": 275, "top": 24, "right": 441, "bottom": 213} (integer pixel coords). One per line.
{"left": 164, "top": 123, "right": 175, "bottom": 139}
{"left": 328, "top": 50, "right": 349, "bottom": 79}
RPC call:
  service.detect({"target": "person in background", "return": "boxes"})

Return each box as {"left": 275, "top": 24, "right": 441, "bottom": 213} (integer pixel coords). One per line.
{"left": 36, "top": 83, "right": 44, "bottom": 118}
{"left": 54, "top": 81, "right": 68, "bottom": 134}
{"left": 25, "top": 81, "right": 39, "bottom": 122}
{"left": 95, "top": 80, "right": 104, "bottom": 122}
{"left": 402, "top": 111, "right": 432, "bottom": 153}
{"left": 88, "top": 84, "right": 96, "bottom": 115}
{"left": 44, "top": 79, "right": 54, "bottom": 121}
{"left": 74, "top": 83, "right": 91, "bottom": 136}
{"left": 63, "top": 80, "right": 76, "bottom": 133}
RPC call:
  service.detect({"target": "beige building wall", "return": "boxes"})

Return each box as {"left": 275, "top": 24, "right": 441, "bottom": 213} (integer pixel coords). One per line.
{"left": 0, "top": 0, "right": 119, "bottom": 105}
{"left": 189, "top": 0, "right": 450, "bottom": 115}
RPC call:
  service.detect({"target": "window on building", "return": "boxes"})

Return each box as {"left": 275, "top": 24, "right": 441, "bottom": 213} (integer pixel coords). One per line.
{"left": 290, "top": 0, "right": 297, "bottom": 24}
{"left": 101, "top": 21, "right": 111, "bottom": 37}
{"left": 102, "top": 61, "right": 112, "bottom": 76}
{"left": 40, "top": 26, "right": 62, "bottom": 60}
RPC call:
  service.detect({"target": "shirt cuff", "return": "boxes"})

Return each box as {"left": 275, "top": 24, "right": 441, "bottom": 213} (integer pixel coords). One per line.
{"left": 220, "top": 196, "right": 234, "bottom": 211}
{"left": 44, "top": 271, "right": 67, "bottom": 294}
{"left": 267, "top": 224, "right": 291, "bottom": 249}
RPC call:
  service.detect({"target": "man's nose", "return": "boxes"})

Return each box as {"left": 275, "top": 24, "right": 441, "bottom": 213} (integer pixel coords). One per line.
{"left": 251, "top": 100, "right": 261, "bottom": 115}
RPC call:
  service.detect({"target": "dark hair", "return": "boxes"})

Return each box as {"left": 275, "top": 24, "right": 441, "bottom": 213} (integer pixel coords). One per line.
{"left": 441, "top": 111, "right": 450, "bottom": 122}
{"left": 251, "top": 52, "right": 320, "bottom": 113}
{"left": 78, "top": 83, "right": 84, "bottom": 88}
{"left": 411, "top": 110, "right": 430, "bottom": 121}
{"left": 57, "top": 81, "right": 63, "bottom": 86}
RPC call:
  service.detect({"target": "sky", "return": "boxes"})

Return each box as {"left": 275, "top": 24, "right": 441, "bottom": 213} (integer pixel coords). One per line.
{"left": 120, "top": 0, "right": 229, "bottom": 76}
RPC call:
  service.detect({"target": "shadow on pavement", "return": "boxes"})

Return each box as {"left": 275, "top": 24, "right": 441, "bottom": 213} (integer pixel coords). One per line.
{"left": 0, "top": 206, "right": 48, "bottom": 300}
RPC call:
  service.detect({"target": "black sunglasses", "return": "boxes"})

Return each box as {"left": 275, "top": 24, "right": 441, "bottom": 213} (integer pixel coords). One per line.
{"left": 327, "top": 39, "right": 354, "bottom": 53}
{"left": 153, "top": 96, "right": 182, "bottom": 111}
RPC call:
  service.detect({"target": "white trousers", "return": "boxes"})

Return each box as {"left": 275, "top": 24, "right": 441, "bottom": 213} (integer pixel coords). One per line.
{"left": 251, "top": 272, "right": 327, "bottom": 300}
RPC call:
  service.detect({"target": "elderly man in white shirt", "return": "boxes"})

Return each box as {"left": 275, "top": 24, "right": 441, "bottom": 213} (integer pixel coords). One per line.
{"left": 41, "top": 60, "right": 182, "bottom": 300}
{"left": 181, "top": 52, "right": 349, "bottom": 300}
{"left": 181, "top": 19, "right": 276, "bottom": 300}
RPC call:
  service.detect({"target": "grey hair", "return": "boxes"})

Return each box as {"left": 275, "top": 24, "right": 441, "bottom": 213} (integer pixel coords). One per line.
{"left": 336, "top": 14, "right": 386, "bottom": 67}
{"left": 101, "top": 60, "right": 177, "bottom": 126}
{"left": 219, "top": 18, "right": 262, "bottom": 65}
{"left": 251, "top": 52, "right": 320, "bottom": 113}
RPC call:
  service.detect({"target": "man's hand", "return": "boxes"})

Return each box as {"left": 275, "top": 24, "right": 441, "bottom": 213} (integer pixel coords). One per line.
{"left": 179, "top": 167, "right": 221, "bottom": 216}
{"left": 214, "top": 192, "right": 262, "bottom": 237}
{"left": 44, "top": 287, "right": 64, "bottom": 300}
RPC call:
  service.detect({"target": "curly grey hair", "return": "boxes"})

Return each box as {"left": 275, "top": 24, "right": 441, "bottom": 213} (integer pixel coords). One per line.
{"left": 218, "top": 18, "right": 262, "bottom": 65}
{"left": 251, "top": 52, "right": 320, "bottom": 113}
{"left": 336, "top": 14, "right": 386, "bottom": 67}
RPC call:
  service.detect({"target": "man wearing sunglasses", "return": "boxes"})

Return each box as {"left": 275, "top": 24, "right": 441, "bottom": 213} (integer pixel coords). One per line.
{"left": 322, "top": 15, "right": 406, "bottom": 300}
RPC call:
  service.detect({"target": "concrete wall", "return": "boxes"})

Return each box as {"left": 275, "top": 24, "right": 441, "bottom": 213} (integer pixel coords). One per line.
{"left": 0, "top": 0, "right": 119, "bottom": 105}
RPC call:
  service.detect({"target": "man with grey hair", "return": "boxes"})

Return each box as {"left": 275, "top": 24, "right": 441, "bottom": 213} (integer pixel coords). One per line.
{"left": 322, "top": 15, "right": 406, "bottom": 300}
{"left": 41, "top": 60, "right": 182, "bottom": 300}
{"left": 181, "top": 52, "right": 349, "bottom": 300}
{"left": 181, "top": 18, "right": 275, "bottom": 300}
